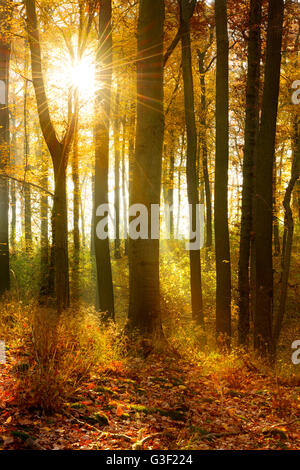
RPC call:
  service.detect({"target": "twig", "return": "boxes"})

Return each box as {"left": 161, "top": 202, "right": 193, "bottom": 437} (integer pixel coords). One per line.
{"left": 65, "top": 412, "right": 133, "bottom": 442}
{"left": 266, "top": 418, "right": 300, "bottom": 430}
{"left": 66, "top": 411, "right": 161, "bottom": 448}
{"left": 0, "top": 173, "right": 54, "bottom": 197}
{"left": 199, "top": 430, "right": 247, "bottom": 440}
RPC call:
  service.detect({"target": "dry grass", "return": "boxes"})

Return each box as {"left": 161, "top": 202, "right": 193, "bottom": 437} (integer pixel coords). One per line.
{"left": 0, "top": 299, "right": 126, "bottom": 412}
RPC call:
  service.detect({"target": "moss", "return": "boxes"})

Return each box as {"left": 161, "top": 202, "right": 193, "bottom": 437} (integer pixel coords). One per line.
{"left": 129, "top": 404, "right": 186, "bottom": 421}
{"left": 96, "top": 386, "right": 118, "bottom": 396}
{"left": 130, "top": 404, "right": 149, "bottom": 413}
{"left": 70, "top": 402, "right": 86, "bottom": 409}
{"left": 11, "top": 430, "right": 31, "bottom": 441}
{"left": 93, "top": 412, "right": 110, "bottom": 426}
{"left": 154, "top": 408, "right": 186, "bottom": 421}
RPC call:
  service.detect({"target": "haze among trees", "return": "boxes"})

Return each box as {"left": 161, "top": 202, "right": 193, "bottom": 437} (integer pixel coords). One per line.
{"left": 0, "top": 0, "right": 299, "bottom": 451}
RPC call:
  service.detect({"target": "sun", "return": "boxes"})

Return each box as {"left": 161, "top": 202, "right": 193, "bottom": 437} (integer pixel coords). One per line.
{"left": 68, "top": 56, "right": 95, "bottom": 98}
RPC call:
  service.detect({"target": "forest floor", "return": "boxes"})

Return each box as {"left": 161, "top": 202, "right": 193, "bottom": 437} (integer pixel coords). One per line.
{"left": 1, "top": 242, "right": 299, "bottom": 450}
{"left": 0, "top": 346, "right": 299, "bottom": 450}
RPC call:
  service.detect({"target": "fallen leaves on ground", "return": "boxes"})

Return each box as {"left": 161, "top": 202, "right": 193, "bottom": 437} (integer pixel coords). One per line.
{"left": 0, "top": 352, "right": 299, "bottom": 450}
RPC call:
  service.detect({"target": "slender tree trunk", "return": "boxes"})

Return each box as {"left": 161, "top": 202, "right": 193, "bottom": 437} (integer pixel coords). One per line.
{"left": 127, "top": 102, "right": 135, "bottom": 252}
{"left": 176, "top": 134, "right": 184, "bottom": 239}
{"left": 273, "top": 120, "right": 299, "bottom": 349}
{"left": 238, "top": 0, "right": 262, "bottom": 347}
{"left": 167, "top": 132, "right": 175, "bottom": 240}
{"left": 94, "top": 0, "right": 115, "bottom": 319}
{"left": 295, "top": 179, "right": 300, "bottom": 221}
{"left": 90, "top": 173, "right": 95, "bottom": 255}
{"left": 114, "top": 91, "right": 121, "bottom": 259}
{"left": 273, "top": 154, "right": 281, "bottom": 255}
{"left": 10, "top": 180, "right": 16, "bottom": 246}
{"left": 80, "top": 196, "right": 86, "bottom": 247}
{"left": 10, "top": 107, "right": 17, "bottom": 249}
{"left": 180, "top": 0, "right": 203, "bottom": 325}
{"left": 72, "top": 102, "right": 80, "bottom": 297}
{"left": 254, "top": 0, "right": 284, "bottom": 356}
{"left": 39, "top": 140, "right": 49, "bottom": 299}
{"left": 24, "top": 47, "right": 32, "bottom": 252}
{"left": 127, "top": 0, "right": 165, "bottom": 339}
{"left": 0, "top": 0, "right": 10, "bottom": 295}
{"left": 214, "top": 0, "right": 231, "bottom": 345}
{"left": 53, "top": 162, "right": 69, "bottom": 309}
{"left": 25, "top": 0, "right": 75, "bottom": 313}
{"left": 197, "top": 50, "right": 212, "bottom": 249}
{"left": 121, "top": 118, "right": 128, "bottom": 255}
{"left": 72, "top": 114, "right": 80, "bottom": 253}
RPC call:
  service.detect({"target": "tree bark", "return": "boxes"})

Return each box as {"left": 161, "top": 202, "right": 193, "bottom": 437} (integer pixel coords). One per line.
{"left": 127, "top": 0, "right": 165, "bottom": 339}
{"left": 176, "top": 133, "right": 185, "bottom": 239}
{"left": 10, "top": 102, "right": 17, "bottom": 249}
{"left": 273, "top": 154, "right": 281, "bottom": 255}
{"left": 24, "top": 0, "right": 76, "bottom": 312}
{"left": 121, "top": 117, "right": 128, "bottom": 255}
{"left": 114, "top": 91, "right": 121, "bottom": 259}
{"left": 0, "top": 0, "right": 10, "bottom": 295}
{"left": 238, "top": 0, "right": 262, "bottom": 347}
{"left": 180, "top": 0, "right": 203, "bottom": 325}
{"left": 39, "top": 139, "right": 49, "bottom": 299}
{"left": 23, "top": 46, "right": 32, "bottom": 253}
{"left": 253, "top": 0, "right": 284, "bottom": 356}
{"left": 273, "top": 118, "right": 299, "bottom": 349}
{"left": 214, "top": 0, "right": 231, "bottom": 346}
{"left": 197, "top": 48, "right": 212, "bottom": 250}
{"left": 94, "top": 0, "right": 115, "bottom": 319}
{"left": 72, "top": 93, "right": 80, "bottom": 298}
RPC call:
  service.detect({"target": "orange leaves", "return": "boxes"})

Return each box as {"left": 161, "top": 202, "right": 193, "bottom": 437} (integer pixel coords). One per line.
{"left": 116, "top": 405, "right": 124, "bottom": 417}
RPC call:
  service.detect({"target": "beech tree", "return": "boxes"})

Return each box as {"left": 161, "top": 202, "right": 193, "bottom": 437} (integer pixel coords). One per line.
{"left": 238, "top": 0, "right": 262, "bottom": 347}
{"left": 179, "top": 0, "right": 203, "bottom": 325}
{"left": 94, "top": 0, "right": 115, "bottom": 319}
{"left": 24, "top": 0, "right": 77, "bottom": 312}
{"left": 0, "top": 0, "right": 11, "bottom": 296}
{"left": 253, "top": 0, "right": 284, "bottom": 356}
{"left": 214, "top": 0, "right": 231, "bottom": 345}
{"left": 127, "top": 0, "right": 165, "bottom": 339}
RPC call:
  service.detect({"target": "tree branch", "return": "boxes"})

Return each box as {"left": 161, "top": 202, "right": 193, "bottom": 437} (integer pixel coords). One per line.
{"left": 0, "top": 173, "right": 54, "bottom": 197}
{"left": 23, "top": 0, "right": 62, "bottom": 162}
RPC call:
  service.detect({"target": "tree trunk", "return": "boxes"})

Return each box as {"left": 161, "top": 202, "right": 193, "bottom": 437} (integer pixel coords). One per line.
{"left": 25, "top": 0, "right": 75, "bottom": 313}
{"left": 24, "top": 46, "right": 32, "bottom": 253}
{"left": 273, "top": 155, "right": 281, "bottom": 255}
{"left": 127, "top": 0, "right": 165, "bottom": 339}
{"left": 254, "top": 0, "right": 284, "bottom": 356}
{"left": 273, "top": 119, "right": 299, "bottom": 349}
{"left": 10, "top": 105, "right": 17, "bottom": 249}
{"left": 238, "top": 0, "right": 262, "bottom": 347}
{"left": 197, "top": 50, "right": 212, "bottom": 250}
{"left": 180, "top": 0, "right": 203, "bottom": 325}
{"left": 114, "top": 91, "right": 121, "bottom": 259}
{"left": 39, "top": 139, "right": 49, "bottom": 299}
{"left": 167, "top": 132, "right": 175, "bottom": 240}
{"left": 176, "top": 133, "right": 185, "bottom": 239}
{"left": 121, "top": 117, "right": 128, "bottom": 255}
{"left": 72, "top": 105, "right": 80, "bottom": 297}
{"left": 53, "top": 162, "right": 69, "bottom": 310}
{"left": 0, "top": 0, "right": 10, "bottom": 295}
{"left": 94, "top": 0, "right": 115, "bottom": 319}
{"left": 214, "top": 0, "right": 231, "bottom": 346}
